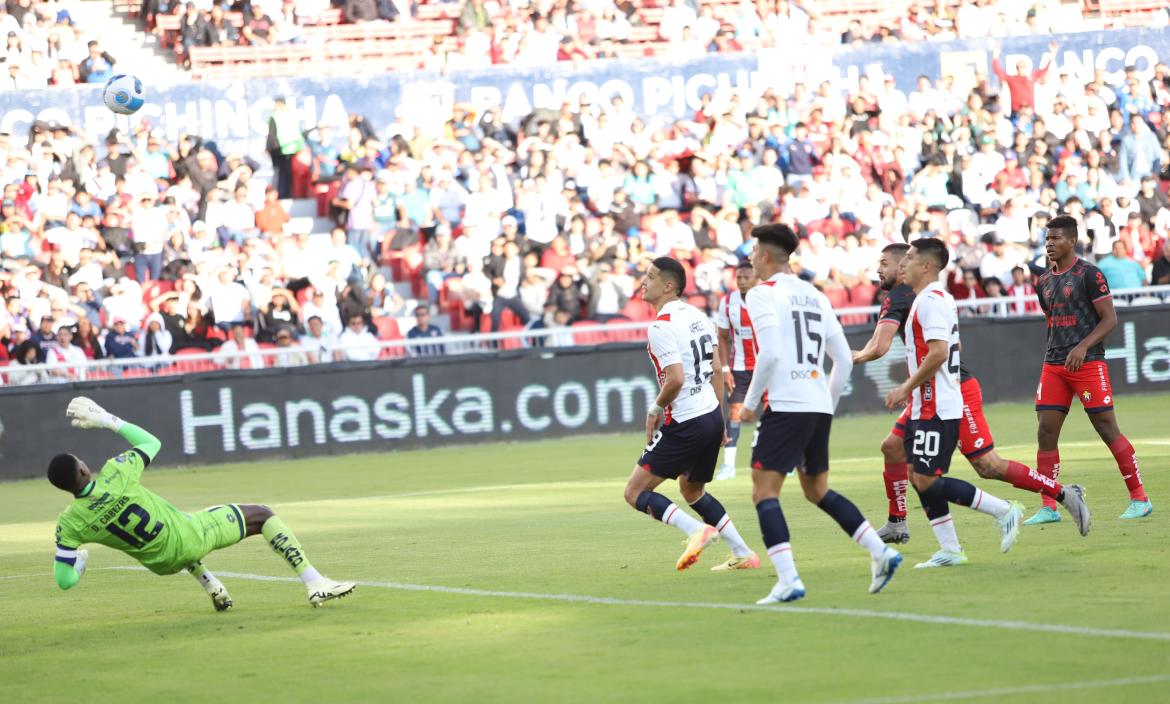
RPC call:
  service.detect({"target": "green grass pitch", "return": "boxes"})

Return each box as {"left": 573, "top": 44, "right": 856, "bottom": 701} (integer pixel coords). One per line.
{"left": 2, "top": 394, "right": 1168, "bottom": 703}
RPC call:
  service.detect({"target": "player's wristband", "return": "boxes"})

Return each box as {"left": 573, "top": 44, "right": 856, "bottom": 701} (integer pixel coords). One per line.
{"left": 104, "top": 414, "right": 124, "bottom": 432}
{"left": 721, "top": 366, "right": 731, "bottom": 374}
{"left": 648, "top": 404, "right": 664, "bottom": 417}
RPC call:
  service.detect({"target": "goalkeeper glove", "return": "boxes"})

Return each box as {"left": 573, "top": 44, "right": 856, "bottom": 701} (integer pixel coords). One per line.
{"left": 66, "top": 397, "right": 121, "bottom": 431}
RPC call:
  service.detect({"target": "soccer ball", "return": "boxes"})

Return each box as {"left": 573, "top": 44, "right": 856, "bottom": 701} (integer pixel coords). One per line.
{"left": 102, "top": 74, "right": 145, "bottom": 115}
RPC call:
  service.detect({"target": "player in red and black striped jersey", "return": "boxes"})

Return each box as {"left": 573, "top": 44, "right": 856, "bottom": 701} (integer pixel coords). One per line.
{"left": 853, "top": 243, "right": 1090, "bottom": 546}
{"left": 713, "top": 260, "right": 757, "bottom": 480}
{"left": 1026, "top": 215, "right": 1152, "bottom": 523}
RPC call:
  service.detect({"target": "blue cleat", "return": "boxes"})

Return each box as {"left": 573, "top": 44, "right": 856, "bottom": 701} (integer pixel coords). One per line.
{"left": 756, "top": 578, "right": 806, "bottom": 604}
{"left": 1119, "top": 500, "right": 1153, "bottom": 519}
{"left": 1022, "top": 506, "right": 1061, "bottom": 526}
{"left": 869, "top": 547, "right": 902, "bottom": 594}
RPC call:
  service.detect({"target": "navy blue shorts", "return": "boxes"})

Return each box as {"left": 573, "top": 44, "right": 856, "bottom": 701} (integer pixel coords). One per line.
{"left": 903, "top": 417, "right": 960, "bottom": 477}
{"left": 750, "top": 410, "right": 832, "bottom": 475}
{"left": 638, "top": 407, "right": 724, "bottom": 484}
{"left": 729, "top": 370, "right": 753, "bottom": 405}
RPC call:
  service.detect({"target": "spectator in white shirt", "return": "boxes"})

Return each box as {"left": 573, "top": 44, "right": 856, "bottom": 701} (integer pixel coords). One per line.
{"left": 218, "top": 321, "right": 266, "bottom": 369}
{"left": 334, "top": 312, "right": 379, "bottom": 362}
{"left": 272, "top": 327, "right": 310, "bottom": 366}
{"left": 45, "top": 325, "right": 87, "bottom": 382}
{"left": 299, "top": 315, "right": 333, "bottom": 364}
{"left": 206, "top": 267, "right": 252, "bottom": 328}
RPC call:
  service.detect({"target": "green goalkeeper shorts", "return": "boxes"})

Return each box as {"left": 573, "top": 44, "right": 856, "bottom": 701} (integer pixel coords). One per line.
{"left": 190, "top": 504, "right": 247, "bottom": 558}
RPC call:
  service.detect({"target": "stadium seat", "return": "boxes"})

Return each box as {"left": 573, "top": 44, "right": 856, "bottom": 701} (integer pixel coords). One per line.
{"left": 621, "top": 299, "right": 656, "bottom": 321}
{"left": 849, "top": 282, "right": 878, "bottom": 307}
{"left": 823, "top": 286, "right": 849, "bottom": 309}
{"left": 603, "top": 316, "right": 643, "bottom": 343}
{"left": 174, "top": 347, "right": 217, "bottom": 373}
{"left": 373, "top": 316, "right": 402, "bottom": 341}
{"left": 571, "top": 321, "right": 609, "bottom": 346}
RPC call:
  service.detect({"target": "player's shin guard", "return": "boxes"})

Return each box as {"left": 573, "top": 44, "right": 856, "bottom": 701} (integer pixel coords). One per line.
{"left": 1108, "top": 435, "right": 1148, "bottom": 501}
{"left": 1004, "top": 460, "right": 1063, "bottom": 499}
{"left": 817, "top": 490, "right": 886, "bottom": 559}
{"left": 883, "top": 463, "right": 909, "bottom": 522}
{"left": 636, "top": 491, "right": 703, "bottom": 535}
{"left": 261, "top": 516, "right": 323, "bottom": 585}
{"left": 756, "top": 498, "right": 798, "bottom": 583}
{"left": 1037, "top": 450, "right": 1061, "bottom": 509}
{"left": 690, "top": 493, "right": 752, "bottom": 557}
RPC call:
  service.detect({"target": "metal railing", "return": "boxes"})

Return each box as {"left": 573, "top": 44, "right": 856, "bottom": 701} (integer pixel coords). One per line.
{"left": 3, "top": 286, "right": 1167, "bottom": 388}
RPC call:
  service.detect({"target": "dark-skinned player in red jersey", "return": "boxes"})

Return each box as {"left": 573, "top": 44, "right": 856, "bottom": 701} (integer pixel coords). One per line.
{"left": 1026, "top": 215, "right": 1153, "bottom": 524}
{"left": 853, "top": 243, "right": 1089, "bottom": 551}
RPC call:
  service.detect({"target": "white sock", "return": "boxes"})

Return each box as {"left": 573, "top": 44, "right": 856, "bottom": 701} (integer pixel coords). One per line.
{"left": 766, "top": 542, "right": 799, "bottom": 583}
{"left": 852, "top": 521, "right": 888, "bottom": 560}
{"left": 661, "top": 504, "right": 705, "bottom": 536}
{"left": 299, "top": 566, "right": 323, "bottom": 586}
{"left": 970, "top": 488, "right": 1011, "bottom": 518}
{"left": 722, "top": 447, "right": 737, "bottom": 468}
{"left": 715, "top": 515, "right": 753, "bottom": 558}
{"left": 189, "top": 565, "right": 224, "bottom": 594}
{"left": 929, "top": 515, "right": 962, "bottom": 553}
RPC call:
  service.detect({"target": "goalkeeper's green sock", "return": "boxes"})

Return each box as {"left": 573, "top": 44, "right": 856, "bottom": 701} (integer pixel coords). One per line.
{"left": 261, "top": 516, "right": 323, "bottom": 585}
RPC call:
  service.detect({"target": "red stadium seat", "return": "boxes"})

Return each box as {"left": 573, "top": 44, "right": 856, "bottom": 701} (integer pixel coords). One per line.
{"left": 174, "top": 347, "right": 217, "bottom": 373}
{"left": 823, "top": 286, "right": 849, "bottom": 309}
{"left": 604, "top": 316, "right": 643, "bottom": 343}
{"left": 571, "top": 321, "right": 608, "bottom": 346}
{"left": 849, "top": 282, "right": 878, "bottom": 307}
{"left": 373, "top": 316, "right": 402, "bottom": 341}
{"left": 621, "top": 299, "right": 656, "bottom": 321}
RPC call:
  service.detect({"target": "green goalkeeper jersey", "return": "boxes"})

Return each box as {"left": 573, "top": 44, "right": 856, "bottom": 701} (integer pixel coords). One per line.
{"left": 55, "top": 448, "right": 205, "bottom": 576}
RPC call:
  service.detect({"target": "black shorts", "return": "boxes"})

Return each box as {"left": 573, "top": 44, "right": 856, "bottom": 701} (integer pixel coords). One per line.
{"left": 903, "top": 417, "right": 960, "bottom": 477}
{"left": 638, "top": 407, "right": 725, "bottom": 483}
{"left": 750, "top": 410, "right": 832, "bottom": 476}
{"left": 729, "top": 370, "right": 753, "bottom": 405}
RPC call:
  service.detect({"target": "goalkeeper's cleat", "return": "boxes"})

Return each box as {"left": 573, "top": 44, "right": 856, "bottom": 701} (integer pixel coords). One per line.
{"left": 308, "top": 579, "right": 356, "bottom": 607}
{"left": 914, "top": 549, "right": 969, "bottom": 569}
{"left": 997, "top": 501, "right": 1024, "bottom": 554}
{"left": 1058, "top": 484, "right": 1091, "bottom": 536}
{"left": 869, "top": 547, "right": 902, "bottom": 594}
{"left": 676, "top": 525, "right": 718, "bottom": 571}
{"left": 876, "top": 520, "right": 910, "bottom": 544}
{"left": 209, "top": 586, "right": 233, "bottom": 612}
{"left": 1022, "top": 506, "right": 1061, "bottom": 526}
{"left": 710, "top": 552, "right": 760, "bottom": 571}
{"left": 714, "top": 465, "right": 736, "bottom": 481}
{"left": 1119, "top": 499, "right": 1153, "bottom": 520}
{"left": 756, "top": 578, "right": 806, "bottom": 604}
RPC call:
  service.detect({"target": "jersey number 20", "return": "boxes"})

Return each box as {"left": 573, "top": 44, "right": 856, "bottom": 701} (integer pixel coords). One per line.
{"left": 106, "top": 503, "right": 164, "bottom": 549}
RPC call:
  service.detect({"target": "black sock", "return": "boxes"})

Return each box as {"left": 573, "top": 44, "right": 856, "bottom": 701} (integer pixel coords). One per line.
{"left": 689, "top": 493, "right": 727, "bottom": 527}
{"left": 816, "top": 489, "right": 866, "bottom": 537}
{"left": 755, "top": 498, "right": 790, "bottom": 548}
{"left": 930, "top": 477, "right": 978, "bottom": 507}
{"left": 635, "top": 491, "right": 673, "bottom": 522}
{"left": 888, "top": 515, "right": 906, "bottom": 524}
{"left": 915, "top": 485, "right": 950, "bottom": 521}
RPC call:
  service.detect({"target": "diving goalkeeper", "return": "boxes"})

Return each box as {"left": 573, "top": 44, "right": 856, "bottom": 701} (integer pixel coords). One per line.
{"left": 49, "top": 397, "right": 355, "bottom": 610}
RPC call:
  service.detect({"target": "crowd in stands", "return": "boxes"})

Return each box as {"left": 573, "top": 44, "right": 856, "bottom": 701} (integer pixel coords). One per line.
{"left": 0, "top": 0, "right": 121, "bottom": 88}
{"left": 5, "top": 5, "right": 1170, "bottom": 383}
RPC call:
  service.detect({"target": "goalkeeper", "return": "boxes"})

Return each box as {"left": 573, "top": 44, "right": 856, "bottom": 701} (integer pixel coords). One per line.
{"left": 49, "top": 397, "right": 355, "bottom": 610}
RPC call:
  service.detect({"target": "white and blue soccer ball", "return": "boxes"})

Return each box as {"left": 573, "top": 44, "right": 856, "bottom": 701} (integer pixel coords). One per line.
{"left": 102, "top": 74, "right": 145, "bottom": 115}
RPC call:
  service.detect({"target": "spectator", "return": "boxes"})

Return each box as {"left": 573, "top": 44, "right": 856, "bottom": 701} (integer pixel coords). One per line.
{"left": 138, "top": 312, "right": 173, "bottom": 363}
{"left": 1118, "top": 114, "right": 1161, "bottom": 185}
{"left": 73, "top": 317, "right": 104, "bottom": 360}
{"left": 259, "top": 287, "right": 300, "bottom": 341}
{"left": 1006, "top": 266, "right": 1039, "bottom": 315}
{"left": 344, "top": 0, "right": 379, "bottom": 23}
{"left": 485, "top": 238, "right": 530, "bottom": 331}
{"left": 104, "top": 317, "right": 139, "bottom": 358}
{"left": 334, "top": 312, "right": 378, "bottom": 361}
{"left": 406, "top": 304, "right": 445, "bottom": 356}
{"left": 204, "top": 4, "right": 240, "bottom": 46}
{"left": 991, "top": 41, "right": 1056, "bottom": 117}
{"left": 266, "top": 97, "right": 304, "bottom": 199}
{"left": 299, "top": 315, "right": 333, "bottom": 363}
{"left": 1096, "top": 240, "right": 1147, "bottom": 290}
{"left": 46, "top": 324, "right": 86, "bottom": 382}
{"left": 8, "top": 339, "right": 47, "bottom": 385}
{"left": 77, "top": 41, "right": 116, "bottom": 84}
{"left": 31, "top": 315, "right": 56, "bottom": 361}
{"left": 179, "top": 3, "right": 209, "bottom": 63}
{"left": 1151, "top": 239, "right": 1170, "bottom": 286}
{"left": 218, "top": 320, "right": 265, "bottom": 369}
{"left": 272, "top": 327, "right": 310, "bottom": 366}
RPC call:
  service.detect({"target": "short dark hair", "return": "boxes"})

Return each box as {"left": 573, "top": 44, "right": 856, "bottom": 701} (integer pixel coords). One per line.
{"left": 651, "top": 256, "right": 687, "bottom": 294}
{"left": 1047, "top": 214, "right": 1079, "bottom": 240}
{"left": 735, "top": 259, "right": 754, "bottom": 271}
{"left": 882, "top": 242, "right": 911, "bottom": 257}
{"left": 47, "top": 453, "right": 80, "bottom": 493}
{"left": 753, "top": 223, "right": 799, "bottom": 256}
{"left": 910, "top": 237, "right": 949, "bottom": 271}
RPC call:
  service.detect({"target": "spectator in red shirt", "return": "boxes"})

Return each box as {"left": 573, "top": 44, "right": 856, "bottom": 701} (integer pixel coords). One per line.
{"left": 992, "top": 41, "right": 1058, "bottom": 118}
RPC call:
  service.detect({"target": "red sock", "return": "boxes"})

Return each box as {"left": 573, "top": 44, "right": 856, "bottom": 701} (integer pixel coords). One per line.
{"left": 1036, "top": 450, "right": 1061, "bottom": 509}
{"left": 1108, "top": 435, "right": 1147, "bottom": 501}
{"left": 883, "top": 463, "right": 909, "bottom": 520}
{"left": 1005, "top": 461, "right": 1063, "bottom": 500}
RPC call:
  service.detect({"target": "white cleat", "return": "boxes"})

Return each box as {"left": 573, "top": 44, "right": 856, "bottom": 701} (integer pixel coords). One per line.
{"left": 308, "top": 579, "right": 356, "bottom": 607}
{"left": 914, "top": 549, "right": 969, "bottom": 568}
{"left": 997, "top": 501, "right": 1024, "bottom": 554}
{"left": 869, "top": 547, "right": 903, "bottom": 594}
{"left": 714, "top": 465, "right": 736, "bottom": 481}
{"left": 755, "top": 578, "right": 806, "bottom": 604}
{"left": 1059, "top": 484, "right": 1091, "bottom": 537}
{"left": 209, "top": 585, "right": 233, "bottom": 612}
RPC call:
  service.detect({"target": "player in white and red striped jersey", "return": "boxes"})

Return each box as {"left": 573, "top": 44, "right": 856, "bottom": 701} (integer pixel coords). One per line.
{"left": 712, "top": 260, "right": 757, "bottom": 480}
{"left": 884, "top": 238, "right": 1025, "bottom": 569}
{"left": 622, "top": 257, "right": 760, "bottom": 573}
